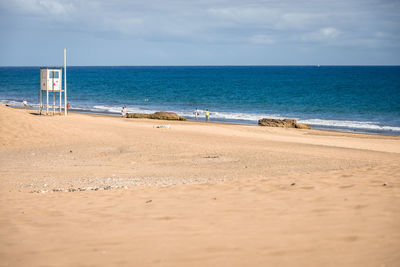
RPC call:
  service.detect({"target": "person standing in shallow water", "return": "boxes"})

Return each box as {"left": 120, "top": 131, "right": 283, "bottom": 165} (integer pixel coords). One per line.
{"left": 121, "top": 106, "right": 127, "bottom": 117}
{"left": 193, "top": 108, "right": 200, "bottom": 121}
{"left": 205, "top": 109, "right": 210, "bottom": 122}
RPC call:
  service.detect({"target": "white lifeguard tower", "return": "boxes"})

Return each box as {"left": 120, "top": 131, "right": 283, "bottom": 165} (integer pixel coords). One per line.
{"left": 39, "top": 49, "right": 67, "bottom": 115}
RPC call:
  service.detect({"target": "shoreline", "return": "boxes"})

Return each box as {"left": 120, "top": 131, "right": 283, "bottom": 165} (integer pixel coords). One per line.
{"left": 4, "top": 104, "right": 400, "bottom": 138}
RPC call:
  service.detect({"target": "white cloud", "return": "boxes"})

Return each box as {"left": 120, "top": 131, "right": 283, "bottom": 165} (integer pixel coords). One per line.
{"left": 6, "top": 0, "right": 76, "bottom": 16}
{"left": 276, "top": 12, "right": 326, "bottom": 30}
{"left": 321, "top": 27, "right": 340, "bottom": 38}
{"left": 250, "top": 34, "right": 276, "bottom": 45}
{"left": 0, "top": 0, "right": 399, "bottom": 48}
{"left": 207, "top": 6, "right": 280, "bottom": 25}
{"left": 302, "top": 27, "right": 341, "bottom": 42}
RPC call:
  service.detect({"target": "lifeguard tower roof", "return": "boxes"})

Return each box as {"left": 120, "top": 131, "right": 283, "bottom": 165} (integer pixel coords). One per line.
{"left": 40, "top": 66, "right": 63, "bottom": 69}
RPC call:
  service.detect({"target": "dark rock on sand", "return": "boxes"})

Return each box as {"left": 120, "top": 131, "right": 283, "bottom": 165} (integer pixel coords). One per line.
{"left": 294, "top": 123, "right": 311, "bottom": 129}
{"left": 258, "top": 118, "right": 311, "bottom": 129}
{"left": 126, "top": 112, "right": 186, "bottom": 121}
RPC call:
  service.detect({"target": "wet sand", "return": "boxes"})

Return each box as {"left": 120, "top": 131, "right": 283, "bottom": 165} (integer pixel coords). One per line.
{"left": 1, "top": 105, "right": 400, "bottom": 267}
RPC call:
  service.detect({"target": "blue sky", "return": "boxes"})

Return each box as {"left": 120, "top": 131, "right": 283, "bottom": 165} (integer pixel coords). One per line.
{"left": 0, "top": 0, "right": 399, "bottom": 66}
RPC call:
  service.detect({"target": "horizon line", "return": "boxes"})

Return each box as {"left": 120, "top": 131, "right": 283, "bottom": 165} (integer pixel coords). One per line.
{"left": 1, "top": 64, "right": 400, "bottom": 67}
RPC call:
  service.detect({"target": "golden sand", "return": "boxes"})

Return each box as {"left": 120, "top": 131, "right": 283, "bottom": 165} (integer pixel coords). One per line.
{"left": 0, "top": 105, "right": 399, "bottom": 266}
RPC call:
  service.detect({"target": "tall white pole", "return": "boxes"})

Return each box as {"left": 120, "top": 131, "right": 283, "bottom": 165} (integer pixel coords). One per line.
{"left": 64, "top": 48, "right": 67, "bottom": 115}
{"left": 60, "top": 77, "right": 62, "bottom": 113}
{"left": 46, "top": 87, "right": 49, "bottom": 115}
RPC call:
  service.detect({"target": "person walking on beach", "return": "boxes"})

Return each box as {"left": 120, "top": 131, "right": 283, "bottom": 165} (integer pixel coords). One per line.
{"left": 67, "top": 102, "right": 70, "bottom": 114}
{"left": 121, "top": 106, "right": 127, "bottom": 117}
{"left": 205, "top": 109, "right": 210, "bottom": 122}
{"left": 193, "top": 108, "right": 200, "bottom": 121}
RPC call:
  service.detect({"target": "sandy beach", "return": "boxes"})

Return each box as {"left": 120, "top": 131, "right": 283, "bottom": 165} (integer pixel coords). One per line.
{"left": 0, "top": 104, "right": 399, "bottom": 267}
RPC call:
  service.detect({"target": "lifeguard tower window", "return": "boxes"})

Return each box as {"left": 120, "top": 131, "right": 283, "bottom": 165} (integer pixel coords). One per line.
{"left": 49, "top": 71, "right": 59, "bottom": 79}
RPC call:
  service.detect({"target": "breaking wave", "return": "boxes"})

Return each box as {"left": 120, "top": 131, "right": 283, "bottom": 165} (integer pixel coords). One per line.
{"left": 2, "top": 99, "right": 399, "bottom": 134}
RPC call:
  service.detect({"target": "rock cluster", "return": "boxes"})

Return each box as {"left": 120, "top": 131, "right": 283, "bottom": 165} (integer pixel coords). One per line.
{"left": 126, "top": 112, "right": 186, "bottom": 121}
{"left": 258, "top": 118, "right": 311, "bottom": 129}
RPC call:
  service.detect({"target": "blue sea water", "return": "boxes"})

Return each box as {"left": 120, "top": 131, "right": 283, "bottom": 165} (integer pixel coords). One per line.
{"left": 1, "top": 66, "right": 400, "bottom": 135}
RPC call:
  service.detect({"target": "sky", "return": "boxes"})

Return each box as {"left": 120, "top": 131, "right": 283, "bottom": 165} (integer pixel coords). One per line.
{"left": 0, "top": 0, "right": 399, "bottom": 66}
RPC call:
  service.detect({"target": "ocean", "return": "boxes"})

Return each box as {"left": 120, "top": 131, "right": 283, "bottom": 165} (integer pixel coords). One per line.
{"left": 1, "top": 66, "right": 399, "bottom": 135}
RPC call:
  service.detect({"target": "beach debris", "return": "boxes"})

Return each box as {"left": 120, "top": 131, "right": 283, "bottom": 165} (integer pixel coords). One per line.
{"left": 70, "top": 150, "right": 72, "bottom": 153}
{"left": 382, "top": 183, "right": 388, "bottom": 186}
{"left": 146, "top": 200, "right": 152, "bottom": 203}
{"left": 27, "top": 176, "right": 227, "bottom": 194}
{"left": 30, "top": 185, "right": 128, "bottom": 194}
{"left": 258, "top": 118, "right": 311, "bottom": 129}
{"left": 52, "top": 188, "right": 63, "bottom": 192}
{"left": 291, "top": 182, "right": 296, "bottom": 186}
{"left": 154, "top": 125, "right": 171, "bottom": 129}
{"left": 204, "top": 155, "right": 219, "bottom": 159}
